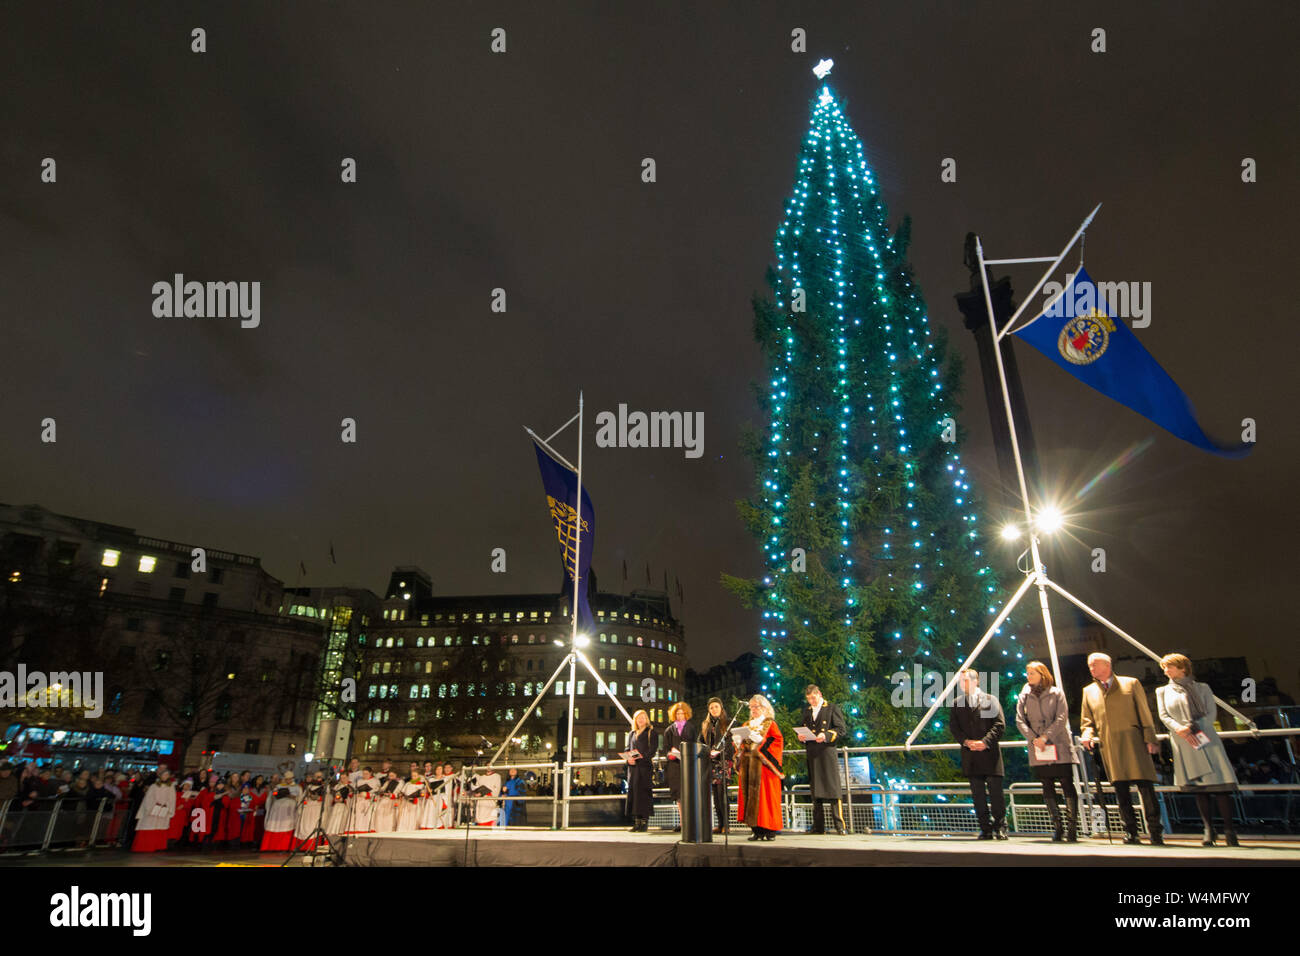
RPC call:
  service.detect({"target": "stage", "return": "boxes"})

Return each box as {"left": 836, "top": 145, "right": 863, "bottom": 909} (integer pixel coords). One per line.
{"left": 341, "top": 828, "right": 1300, "bottom": 867}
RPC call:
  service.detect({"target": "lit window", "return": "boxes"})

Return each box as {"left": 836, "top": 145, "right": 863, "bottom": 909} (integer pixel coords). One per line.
{"left": 101, "top": 549, "right": 121, "bottom": 567}
{"left": 138, "top": 555, "right": 157, "bottom": 573}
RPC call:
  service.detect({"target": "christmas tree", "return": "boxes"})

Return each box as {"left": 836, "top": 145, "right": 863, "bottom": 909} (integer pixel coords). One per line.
{"left": 724, "top": 80, "right": 1021, "bottom": 780}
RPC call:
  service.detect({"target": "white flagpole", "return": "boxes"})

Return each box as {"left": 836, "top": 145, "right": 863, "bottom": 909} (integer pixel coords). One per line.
{"left": 562, "top": 390, "right": 584, "bottom": 827}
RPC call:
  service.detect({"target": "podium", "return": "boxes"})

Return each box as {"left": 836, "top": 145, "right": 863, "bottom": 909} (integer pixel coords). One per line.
{"left": 679, "top": 740, "right": 711, "bottom": 843}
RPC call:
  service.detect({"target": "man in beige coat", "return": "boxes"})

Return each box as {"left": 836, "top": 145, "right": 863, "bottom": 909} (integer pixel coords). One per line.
{"left": 1080, "top": 653, "right": 1164, "bottom": 845}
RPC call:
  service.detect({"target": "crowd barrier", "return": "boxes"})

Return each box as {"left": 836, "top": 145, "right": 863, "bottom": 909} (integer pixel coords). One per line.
{"left": 2, "top": 728, "right": 1295, "bottom": 852}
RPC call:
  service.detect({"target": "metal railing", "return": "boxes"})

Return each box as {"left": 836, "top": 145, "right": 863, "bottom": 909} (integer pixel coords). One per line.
{"left": 6, "top": 727, "right": 1295, "bottom": 853}
{"left": 461, "top": 726, "right": 1300, "bottom": 837}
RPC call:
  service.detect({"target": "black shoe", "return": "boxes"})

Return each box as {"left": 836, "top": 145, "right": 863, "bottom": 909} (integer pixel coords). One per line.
{"left": 747, "top": 832, "right": 762, "bottom": 842}
{"left": 1225, "top": 832, "right": 1239, "bottom": 847}
{"left": 994, "top": 828, "right": 1008, "bottom": 841}
{"left": 1123, "top": 834, "right": 1141, "bottom": 845}
{"left": 1051, "top": 827, "right": 1064, "bottom": 843}
{"left": 763, "top": 832, "right": 776, "bottom": 841}
{"left": 1149, "top": 832, "right": 1164, "bottom": 846}
{"left": 671, "top": 826, "right": 681, "bottom": 833}
{"left": 977, "top": 832, "right": 993, "bottom": 840}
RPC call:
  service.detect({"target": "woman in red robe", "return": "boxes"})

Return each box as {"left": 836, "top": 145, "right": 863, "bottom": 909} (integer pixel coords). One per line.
{"left": 169, "top": 779, "right": 196, "bottom": 846}
{"left": 221, "top": 780, "right": 245, "bottom": 847}
{"left": 241, "top": 777, "right": 267, "bottom": 846}
{"left": 736, "top": 694, "right": 784, "bottom": 841}
{"left": 193, "top": 781, "right": 215, "bottom": 848}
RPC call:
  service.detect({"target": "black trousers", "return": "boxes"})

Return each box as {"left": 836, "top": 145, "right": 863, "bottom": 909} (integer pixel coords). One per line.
{"left": 710, "top": 781, "right": 729, "bottom": 830}
{"left": 968, "top": 775, "right": 1005, "bottom": 834}
{"left": 1113, "top": 780, "right": 1161, "bottom": 836}
{"left": 811, "top": 797, "right": 845, "bottom": 833}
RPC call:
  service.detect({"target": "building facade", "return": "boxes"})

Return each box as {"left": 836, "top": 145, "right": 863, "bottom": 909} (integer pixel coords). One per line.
{"left": 355, "top": 571, "right": 687, "bottom": 768}
{"left": 0, "top": 503, "right": 328, "bottom": 773}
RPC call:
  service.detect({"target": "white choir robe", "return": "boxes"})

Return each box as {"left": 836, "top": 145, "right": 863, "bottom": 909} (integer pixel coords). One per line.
{"left": 131, "top": 782, "right": 176, "bottom": 852}
{"left": 261, "top": 785, "right": 302, "bottom": 851}
{"left": 324, "top": 787, "right": 350, "bottom": 838}
{"left": 419, "top": 778, "right": 444, "bottom": 828}
{"left": 436, "top": 779, "right": 458, "bottom": 829}
{"left": 395, "top": 781, "right": 423, "bottom": 831}
{"left": 371, "top": 786, "right": 401, "bottom": 832}
{"left": 294, "top": 790, "right": 326, "bottom": 850}
{"left": 347, "top": 783, "right": 378, "bottom": 833}
{"left": 472, "top": 772, "right": 502, "bottom": 826}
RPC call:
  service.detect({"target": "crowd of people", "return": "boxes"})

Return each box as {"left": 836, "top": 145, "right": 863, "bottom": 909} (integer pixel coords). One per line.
{"left": 0, "top": 757, "right": 537, "bottom": 854}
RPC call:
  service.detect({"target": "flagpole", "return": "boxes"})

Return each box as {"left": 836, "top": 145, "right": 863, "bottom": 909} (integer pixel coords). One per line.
{"left": 562, "top": 390, "right": 583, "bottom": 828}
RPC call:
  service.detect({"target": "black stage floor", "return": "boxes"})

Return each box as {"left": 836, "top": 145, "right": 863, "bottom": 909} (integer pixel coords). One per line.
{"left": 341, "top": 828, "right": 1300, "bottom": 867}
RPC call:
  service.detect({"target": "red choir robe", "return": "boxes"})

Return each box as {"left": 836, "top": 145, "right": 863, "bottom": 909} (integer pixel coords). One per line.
{"left": 192, "top": 788, "right": 215, "bottom": 841}
{"left": 169, "top": 788, "right": 196, "bottom": 842}
{"left": 736, "top": 717, "right": 784, "bottom": 832}
{"left": 241, "top": 789, "right": 267, "bottom": 844}
{"left": 104, "top": 794, "right": 127, "bottom": 843}
{"left": 222, "top": 791, "right": 244, "bottom": 842}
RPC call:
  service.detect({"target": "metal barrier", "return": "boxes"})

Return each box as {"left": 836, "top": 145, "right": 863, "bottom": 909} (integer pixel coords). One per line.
{"left": 494, "top": 726, "right": 1300, "bottom": 836}
{"left": 0, "top": 797, "right": 124, "bottom": 854}
{"left": 5, "top": 725, "right": 1295, "bottom": 852}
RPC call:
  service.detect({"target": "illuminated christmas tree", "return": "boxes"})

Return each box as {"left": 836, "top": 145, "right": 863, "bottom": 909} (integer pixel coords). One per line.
{"left": 725, "top": 78, "right": 1020, "bottom": 778}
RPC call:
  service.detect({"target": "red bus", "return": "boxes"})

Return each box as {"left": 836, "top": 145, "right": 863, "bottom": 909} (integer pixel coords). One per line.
{"left": 1, "top": 723, "right": 178, "bottom": 775}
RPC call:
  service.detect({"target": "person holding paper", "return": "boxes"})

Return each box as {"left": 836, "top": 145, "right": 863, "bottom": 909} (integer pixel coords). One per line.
{"left": 660, "top": 701, "right": 695, "bottom": 832}
{"left": 623, "top": 709, "right": 656, "bottom": 832}
{"left": 736, "top": 694, "right": 784, "bottom": 841}
{"left": 797, "top": 684, "right": 848, "bottom": 834}
{"left": 950, "top": 669, "right": 1007, "bottom": 840}
{"left": 1156, "top": 653, "right": 1240, "bottom": 846}
{"left": 1014, "top": 661, "right": 1079, "bottom": 842}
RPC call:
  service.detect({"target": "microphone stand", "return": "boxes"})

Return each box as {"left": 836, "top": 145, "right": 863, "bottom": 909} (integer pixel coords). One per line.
{"left": 710, "top": 701, "right": 749, "bottom": 850}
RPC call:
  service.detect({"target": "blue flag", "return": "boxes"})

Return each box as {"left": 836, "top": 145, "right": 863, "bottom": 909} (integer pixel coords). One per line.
{"left": 1013, "top": 268, "right": 1250, "bottom": 458}
{"left": 532, "top": 439, "right": 595, "bottom": 631}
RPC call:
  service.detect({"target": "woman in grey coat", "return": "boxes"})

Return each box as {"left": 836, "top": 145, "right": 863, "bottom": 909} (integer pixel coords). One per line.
{"left": 1156, "top": 653, "right": 1239, "bottom": 846}
{"left": 1015, "top": 661, "right": 1080, "bottom": 842}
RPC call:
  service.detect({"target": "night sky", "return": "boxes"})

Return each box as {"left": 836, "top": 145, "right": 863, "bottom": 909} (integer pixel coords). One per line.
{"left": 3, "top": 3, "right": 1296, "bottom": 686}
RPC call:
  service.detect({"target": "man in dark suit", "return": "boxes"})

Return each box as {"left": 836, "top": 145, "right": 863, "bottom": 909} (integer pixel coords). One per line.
{"left": 950, "top": 669, "right": 1007, "bottom": 840}
{"left": 799, "top": 684, "right": 849, "bottom": 834}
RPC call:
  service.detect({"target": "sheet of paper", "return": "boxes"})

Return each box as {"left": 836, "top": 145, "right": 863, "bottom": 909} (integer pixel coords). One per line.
{"left": 1033, "top": 742, "right": 1058, "bottom": 762}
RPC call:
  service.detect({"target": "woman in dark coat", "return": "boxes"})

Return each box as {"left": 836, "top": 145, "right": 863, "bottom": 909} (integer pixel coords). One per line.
{"left": 660, "top": 701, "right": 696, "bottom": 833}
{"left": 699, "top": 697, "right": 735, "bottom": 834}
{"left": 623, "top": 709, "right": 656, "bottom": 832}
